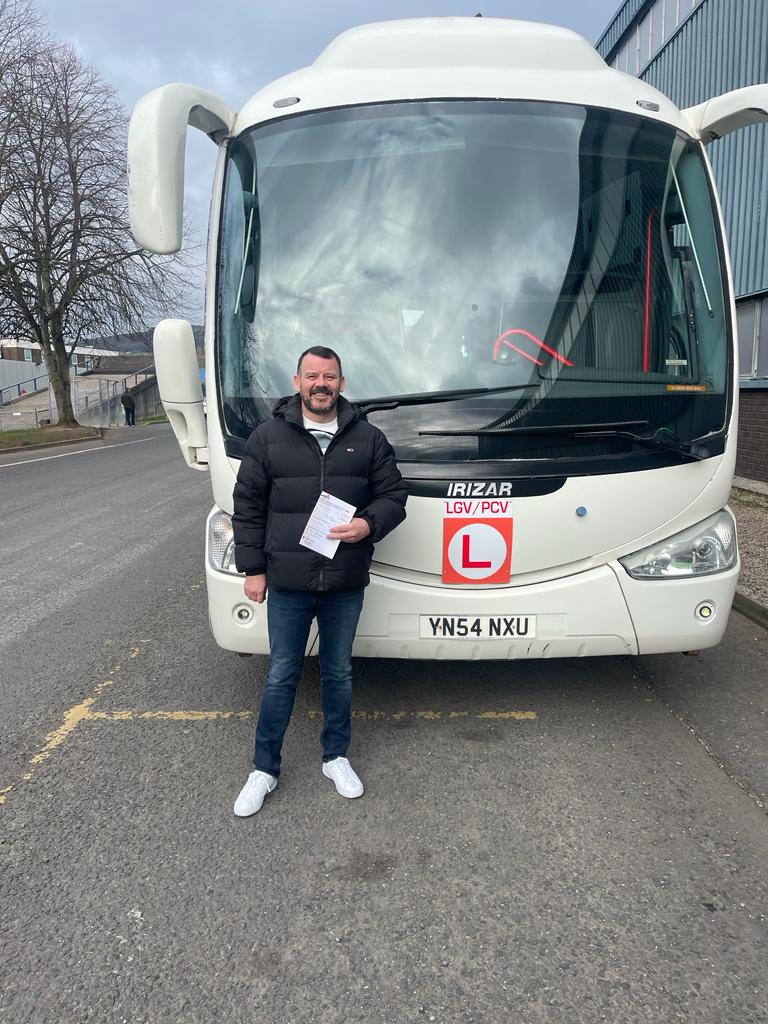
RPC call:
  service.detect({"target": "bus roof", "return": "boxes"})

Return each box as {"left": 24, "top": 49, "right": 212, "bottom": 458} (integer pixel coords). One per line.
{"left": 235, "top": 18, "right": 686, "bottom": 136}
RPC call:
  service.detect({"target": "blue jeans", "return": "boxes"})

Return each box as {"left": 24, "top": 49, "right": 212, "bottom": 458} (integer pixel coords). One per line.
{"left": 253, "top": 588, "right": 365, "bottom": 777}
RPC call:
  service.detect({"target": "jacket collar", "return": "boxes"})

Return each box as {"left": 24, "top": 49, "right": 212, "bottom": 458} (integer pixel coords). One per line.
{"left": 274, "top": 393, "right": 359, "bottom": 431}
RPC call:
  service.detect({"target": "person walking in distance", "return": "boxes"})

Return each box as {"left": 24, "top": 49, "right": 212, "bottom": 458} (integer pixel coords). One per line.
{"left": 120, "top": 389, "right": 136, "bottom": 425}
{"left": 231, "top": 346, "right": 407, "bottom": 816}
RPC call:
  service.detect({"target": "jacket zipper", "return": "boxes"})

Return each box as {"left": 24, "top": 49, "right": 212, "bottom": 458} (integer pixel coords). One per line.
{"left": 319, "top": 417, "right": 354, "bottom": 593}
{"left": 288, "top": 413, "right": 355, "bottom": 593}
{"left": 318, "top": 442, "right": 326, "bottom": 591}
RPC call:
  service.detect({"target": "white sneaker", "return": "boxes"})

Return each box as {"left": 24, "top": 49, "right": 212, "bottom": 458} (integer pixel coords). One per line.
{"left": 233, "top": 770, "right": 277, "bottom": 817}
{"left": 322, "top": 757, "right": 364, "bottom": 799}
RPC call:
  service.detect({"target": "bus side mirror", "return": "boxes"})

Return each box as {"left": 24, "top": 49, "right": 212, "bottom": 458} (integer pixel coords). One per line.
{"left": 154, "top": 319, "right": 209, "bottom": 472}
{"left": 128, "top": 83, "right": 235, "bottom": 253}
{"left": 683, "top": 84, "right": 768, "bottom": 143}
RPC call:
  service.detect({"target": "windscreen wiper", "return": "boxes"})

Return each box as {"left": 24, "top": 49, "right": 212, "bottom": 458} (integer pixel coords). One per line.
{"left": 581, "top": 426, "right": 712, "bottom": 461}
{"left": 419, "top": 420, "right": 711, "bottom": 461}
{"left": 354, "top": 383, "right": 538, "bottom": 415}
{"left": 419, "top": 419, "right": 649, "bottom": 436}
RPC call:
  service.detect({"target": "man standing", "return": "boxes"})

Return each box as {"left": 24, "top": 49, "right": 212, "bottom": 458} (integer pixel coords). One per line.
{"left": 120, "top": 389, "right": 136, "bottom": 426}
{"left": 231, "top": 346, "right": 407, "bottom": 817}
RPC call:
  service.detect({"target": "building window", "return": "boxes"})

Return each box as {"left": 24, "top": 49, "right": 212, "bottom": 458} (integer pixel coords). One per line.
{"left": 658, "top": 0, "right": 667, "bottom": 45}
{"left": 669, "top": 0, "right": 681, "bottom": 35}
{"left": 610, "top": 0, "right": 707, "bottom": 76}
{"left": 24, "top": 348, "right": 32, "bottom": 362}
{"left": 737, "top": 300, "right": 758, "bottom": 377}
{"left": 639, "top": 12, "right": 652, "bottom": 68}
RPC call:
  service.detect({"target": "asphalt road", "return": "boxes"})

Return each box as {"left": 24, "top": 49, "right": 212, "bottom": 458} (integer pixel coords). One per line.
{"left": 1, "top": 424, "right": 767, "bottom": 1024}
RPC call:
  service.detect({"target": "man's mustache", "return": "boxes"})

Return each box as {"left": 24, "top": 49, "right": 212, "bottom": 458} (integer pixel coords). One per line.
{"left": 311, "top": 388, "right": 332, "bottom": 396}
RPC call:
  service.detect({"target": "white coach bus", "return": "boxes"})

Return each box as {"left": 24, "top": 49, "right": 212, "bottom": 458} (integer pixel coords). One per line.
{"left": 128, "top": 17, "right": 767, "bottom": 659}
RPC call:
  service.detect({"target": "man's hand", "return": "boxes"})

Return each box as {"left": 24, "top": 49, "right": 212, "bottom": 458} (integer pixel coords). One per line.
{"left": 328, "top": 517, "right": 371, "bottom": 543}
{"left": 244, "top": 573, "right": 267, "bottom": 603}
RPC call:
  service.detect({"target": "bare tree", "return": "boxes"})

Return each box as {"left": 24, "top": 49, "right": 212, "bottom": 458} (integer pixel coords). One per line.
{"left": 0, "top": 6, "right": 189, "bottom": 425}
{"left": 0, "top": 0, "right": 39, "bottom": 210}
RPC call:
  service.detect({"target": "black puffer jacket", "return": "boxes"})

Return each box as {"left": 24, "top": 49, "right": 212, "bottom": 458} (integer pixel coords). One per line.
{"left": 232, "top": 395, "right": 407, "bottom": 591}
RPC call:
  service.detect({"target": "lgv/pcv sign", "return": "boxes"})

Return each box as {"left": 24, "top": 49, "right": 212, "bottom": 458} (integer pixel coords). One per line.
{"left": 442, "top": 498, "right": 514, "bottom": 584}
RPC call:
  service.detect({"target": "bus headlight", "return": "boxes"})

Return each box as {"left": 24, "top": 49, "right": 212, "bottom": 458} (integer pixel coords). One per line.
{"left": 207, "top": 509, "right": 241, "bottom": 575}
{"left": 619, "top": 509, "right": 737, "bottom": 579}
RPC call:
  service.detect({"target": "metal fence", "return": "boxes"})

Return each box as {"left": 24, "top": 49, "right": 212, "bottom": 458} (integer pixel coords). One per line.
{"left": 0, "top": 407, "right": 48, "bottom": 431}
{"left": 0, "top": 366, "right": 157, "bottom": 432}
{"left": 0, "top": 371, "right": 51, "bottom": 406}
{"left": 75, "top": 368, "right": 157, "bottom": 428}
{"left": 0, "top": 362, "right": 95, "bottom": 407}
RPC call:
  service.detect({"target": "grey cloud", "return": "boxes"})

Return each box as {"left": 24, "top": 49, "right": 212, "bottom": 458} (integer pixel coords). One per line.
{"left": 35, "top": 0, "right": 618, "bottom": 319}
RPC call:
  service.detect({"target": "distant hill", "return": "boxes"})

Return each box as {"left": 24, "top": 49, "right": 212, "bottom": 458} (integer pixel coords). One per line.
{"left": 80, "top": 325, "right": 204, "bottom": 353}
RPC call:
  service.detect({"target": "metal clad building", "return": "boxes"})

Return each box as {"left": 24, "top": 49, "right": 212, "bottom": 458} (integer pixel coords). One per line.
{"left": 597, "top": 0, "right": 768, "bottom": 480}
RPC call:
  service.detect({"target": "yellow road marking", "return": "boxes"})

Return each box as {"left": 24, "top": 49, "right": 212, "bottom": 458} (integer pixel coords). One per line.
{"left": 87, "top": 709, "right": 537, "bottom": 723}
{"left": 0, "top": 649, "right": 147, "bottom": 808}
{"left": 28, "top": 696, "right": 99, "bottom": 766}
{"left": 89, "top": 710, "right": 252, "bottom": 721}
{"left": 0, "top": 694, "right": 103, "bottom": 805}
{"left": 1, "top": 696, "right": 535, "bottom": 808}
{"left": 477, "top": 710, "right": 538, "bottom": 720}
{"left": 310, "top": 709, "right": 537, "bottom": 721}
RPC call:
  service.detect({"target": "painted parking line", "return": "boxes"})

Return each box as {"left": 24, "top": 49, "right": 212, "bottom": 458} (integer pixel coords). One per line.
{"left": 89, "top": 709, "right": 538, "bottom": 722}
{"left": 0, "top": 679, "right": 116, "bottom": 807}
{"left": 0, "top": 640, "right": 153, "bottom": 808}
{"left": 89, "top": 710, "right": 254, "bottom": 721}
{"left": 0, "top": 435, "right": 166, "bottom": 470}
{"left": 0, "top": 679, "right": 536, "bottom": 808}
{"left": 0, "top": 709, "right": 537, "bottom": 803}
{"left": 330, "top": 710, "right": 536, "bottom": 721}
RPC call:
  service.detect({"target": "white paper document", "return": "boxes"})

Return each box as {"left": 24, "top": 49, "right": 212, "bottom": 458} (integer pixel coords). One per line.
{"left": 300, "top": 491, "right": 357, "bottom": 559}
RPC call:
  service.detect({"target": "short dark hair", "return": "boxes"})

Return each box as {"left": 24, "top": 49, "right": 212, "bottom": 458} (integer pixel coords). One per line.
{"left": 296, "top": 346, "right": 343, "bottom": 377}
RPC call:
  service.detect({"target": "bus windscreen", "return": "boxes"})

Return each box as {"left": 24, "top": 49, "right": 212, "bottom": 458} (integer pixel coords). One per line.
{"left": 217, "top": 100, "right": 728, "bottom": 471}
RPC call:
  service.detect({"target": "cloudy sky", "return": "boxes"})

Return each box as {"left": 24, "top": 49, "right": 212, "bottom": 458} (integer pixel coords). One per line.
{"left": 34, "top": 0, "right": 620, "bottom": 319}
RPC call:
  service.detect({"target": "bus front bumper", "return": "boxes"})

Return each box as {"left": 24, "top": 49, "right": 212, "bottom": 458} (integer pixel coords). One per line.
{"left": 206, "top": 561, "right": 739, "bottom": 659}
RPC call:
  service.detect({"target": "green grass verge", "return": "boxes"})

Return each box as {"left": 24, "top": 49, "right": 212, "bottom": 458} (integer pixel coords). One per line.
{"left": 0, "top": 425, "right": 100, "bottom": 450}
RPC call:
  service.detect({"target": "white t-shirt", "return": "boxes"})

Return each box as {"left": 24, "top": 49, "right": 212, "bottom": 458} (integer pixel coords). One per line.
{"left": 303, "top": 415, "right": 337, "bottom": 454}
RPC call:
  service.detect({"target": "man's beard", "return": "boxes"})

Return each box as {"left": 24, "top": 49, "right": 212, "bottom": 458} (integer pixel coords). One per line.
{"left": 303, "top": 388, "right": 338, "bottom": 414}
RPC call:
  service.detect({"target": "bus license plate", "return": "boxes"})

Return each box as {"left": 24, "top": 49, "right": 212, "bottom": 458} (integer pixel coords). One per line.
{"left": 419, "top": 615, "right": 536, "bottom": 640}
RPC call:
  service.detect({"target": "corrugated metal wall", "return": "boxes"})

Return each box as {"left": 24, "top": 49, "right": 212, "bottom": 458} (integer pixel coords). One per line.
{"left": 595, "top": 0, "right": 653, "bottom": 59}
{"left": 599, "top": 0, "right": 768, "bottom": 299}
